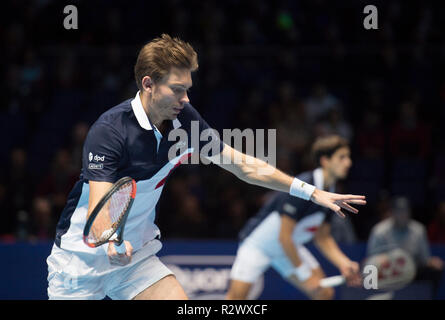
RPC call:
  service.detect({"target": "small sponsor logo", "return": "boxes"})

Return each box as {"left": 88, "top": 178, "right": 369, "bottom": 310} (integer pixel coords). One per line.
{"left": 88, "top": 163, "right": 103, "bottom": 170}
{"left": 94, "top": 154, "right": 105, "bottom": 162}
{"left": 88, "top": 152, "right": 93, "bottom": 162}
{"left": 283, "top": 203, "right": 297, "bottom": 214}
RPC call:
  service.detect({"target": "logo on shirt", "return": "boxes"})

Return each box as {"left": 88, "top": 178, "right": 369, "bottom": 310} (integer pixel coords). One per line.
{"left": 88, "top": 163, "right": 103, "bottom": 170}
{"left": 88, "top": 152, "right": 104, "bottom": 169}
{"left": 88, "top": 153, "right": 105, "bottom": 162}
{"left": 283, "top": 203, "right": 297, "bottom": 214}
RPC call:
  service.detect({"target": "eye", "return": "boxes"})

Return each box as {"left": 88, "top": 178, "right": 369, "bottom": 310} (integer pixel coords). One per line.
{"left": 171, "top": 86, "right": 187, "bottom": 94}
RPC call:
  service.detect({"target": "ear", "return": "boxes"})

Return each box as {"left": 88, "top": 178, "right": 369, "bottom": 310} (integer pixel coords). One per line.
{"left": 320, "top": 155, "right": 329, "bottom": 168}
{"left": 141, "top": 76, "right": 153, "bottom": 93}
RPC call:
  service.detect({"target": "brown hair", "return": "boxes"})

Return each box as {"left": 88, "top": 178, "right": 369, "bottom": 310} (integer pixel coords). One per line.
{"left": 311, "top": 135, "right": 349, "bottom": 166}
{"left": 134, "top": 34, "right": 199, "bottom": 90}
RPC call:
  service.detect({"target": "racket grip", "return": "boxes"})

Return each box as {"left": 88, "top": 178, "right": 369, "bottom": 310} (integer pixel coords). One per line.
{"left": 319, "top": 275, "right": 346, "bottom": 288}
{"left": 114, "top": 241, "right": 126, "bottom": 254}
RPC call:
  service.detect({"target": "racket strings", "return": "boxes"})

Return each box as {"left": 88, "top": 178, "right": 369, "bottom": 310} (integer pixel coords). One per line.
{"left": 87, "top": 181, "right": 134, "bottom": 244}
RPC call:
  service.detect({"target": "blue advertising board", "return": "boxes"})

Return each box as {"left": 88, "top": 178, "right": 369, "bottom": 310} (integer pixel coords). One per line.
{"left": 0, "top": 241, "right": 444, "bottom": 300}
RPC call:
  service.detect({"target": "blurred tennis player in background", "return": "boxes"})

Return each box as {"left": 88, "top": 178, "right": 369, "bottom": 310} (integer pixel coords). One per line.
{"left": 227, "top": 135, "right": 362, "bottom": 300}
{"left": 46, "top": 34, "right": 365, "bottom": 300}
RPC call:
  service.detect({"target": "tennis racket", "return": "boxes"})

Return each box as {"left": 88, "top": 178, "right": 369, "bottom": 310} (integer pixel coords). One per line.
{"left": 83, "top": 176, "right": 137, "bottom": 254}
{"left": 320, "top": 247, "right": 416, "bottom": 290}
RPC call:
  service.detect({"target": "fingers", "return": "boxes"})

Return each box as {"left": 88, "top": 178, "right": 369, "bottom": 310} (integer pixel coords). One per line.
{"left": 344, "top": 199, "right": 367, "bottom": 205}
{"left": 337, "top": 201, "right": 359, "bottom": 214}
{"left": 335, "top": 194, "right": 367, "bottom": 202}
{"left": 108, "top": 241, "right": 133, "bottom": 266}
{"left": 125, "top": 241, "right": 134, "bottom": 257}
{"left": 335, "top": 211, "right": 346, "bottom": 219}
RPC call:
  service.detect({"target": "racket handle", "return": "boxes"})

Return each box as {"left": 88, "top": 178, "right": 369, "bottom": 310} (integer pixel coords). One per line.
{"left": 114, "top": 241, "right": 126, "bottom": 254}
{"left": 320, "top": 275, "right": 345, "bottom": 288}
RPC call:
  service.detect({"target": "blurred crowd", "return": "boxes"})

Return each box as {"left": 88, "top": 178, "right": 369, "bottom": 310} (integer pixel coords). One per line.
{"left": 1, "top": 0, "right": 445, "bottom": 249}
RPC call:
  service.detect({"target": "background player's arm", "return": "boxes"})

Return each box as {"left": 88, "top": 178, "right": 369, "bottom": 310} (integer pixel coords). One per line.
{"left": 208, "top": 144, "right": 366, "bottom": 216}
{"left": 279, "top": 214, "right": 304, "bottom": 267}
{"left": 313, "top": 222, "right": 350, "bottom": 268}
{"left": 314, "top": 222, "right": 360, "bottom": 285}
{"left": 279, "top": 214, "right": 320, "bottom": 288}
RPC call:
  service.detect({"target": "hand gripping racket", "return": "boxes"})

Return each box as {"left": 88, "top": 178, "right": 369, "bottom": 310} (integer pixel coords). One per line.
{"left": 319, "top": 247, "right": 416, "bottom": 290}
{"left": 83, "top": 177, "right": 137, "bottom": 254}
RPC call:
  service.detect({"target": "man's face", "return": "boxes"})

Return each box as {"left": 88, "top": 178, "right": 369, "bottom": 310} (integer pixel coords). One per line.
{"left": 324, "top": 146, "right": 352, "bottom": 179}
{"left": 151, "top": 67, "right": 193, "bottom": 120}
{"left": 393, "top": 208, "right": 410, "bottom": 229}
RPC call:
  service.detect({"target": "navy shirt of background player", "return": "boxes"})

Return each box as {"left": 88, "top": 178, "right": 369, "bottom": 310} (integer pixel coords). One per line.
{"left": 238, "top": 168, "right": 335, "bottom": 248}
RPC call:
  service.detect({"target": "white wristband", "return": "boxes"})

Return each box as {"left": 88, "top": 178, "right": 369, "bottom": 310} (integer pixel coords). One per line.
{"left": 294, "top": 263, "right": 312, "bottom": 282}
{"left": 289, "top": 177, "right": 316, "bottom": 200}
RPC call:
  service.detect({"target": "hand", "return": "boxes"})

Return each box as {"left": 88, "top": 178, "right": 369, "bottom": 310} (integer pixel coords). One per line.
{"left": 339, "top": 260, "right": 361, "bottom": 287}
{"left": 107, "top": 240, "right": 133, "bottom": 266}
{"left": 302, "top": 274, "right": 322, "bottom": 293}
{"left": 428, "top": 256, "right": 444, "bottom": 270}
{"left": 310, "top": 189, "right": 366, "bottom": 218}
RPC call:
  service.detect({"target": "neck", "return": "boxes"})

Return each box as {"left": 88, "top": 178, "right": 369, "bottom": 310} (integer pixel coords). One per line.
{"left": 140, "top": 91, "right": 164, "bottom": 129}
{"left": 322, "top": 167, "right": 336, "bottom": 190}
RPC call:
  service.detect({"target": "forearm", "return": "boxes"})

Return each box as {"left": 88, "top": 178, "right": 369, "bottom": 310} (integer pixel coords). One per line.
{"left": 236, "top": 154, "right": 294, "bottom": 193}
{"left": 280, "top": 237, "right": 304, "bottom": 267}
{"left": 315, "top": 236, "right": 350, "bottom": 269}
{"left": 280, "top": 236, "right": 313, "bottom": 281}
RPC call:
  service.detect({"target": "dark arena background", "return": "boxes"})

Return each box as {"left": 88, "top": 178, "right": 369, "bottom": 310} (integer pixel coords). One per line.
{"left": 1, "top": 0, "right": 445, "bottom": 301}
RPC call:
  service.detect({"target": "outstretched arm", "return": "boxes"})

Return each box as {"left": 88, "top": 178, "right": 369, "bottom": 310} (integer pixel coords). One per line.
{"left": 314, "top": 222, "right": 361, "bottom": 286}
{"left": 207, "top": 144, "right": 366, "bottom": 217}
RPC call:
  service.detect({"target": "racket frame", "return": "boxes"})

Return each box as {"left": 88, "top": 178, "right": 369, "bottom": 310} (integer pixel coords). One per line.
{"left": 83, "top": 176, "right": 136, "bottom": 249}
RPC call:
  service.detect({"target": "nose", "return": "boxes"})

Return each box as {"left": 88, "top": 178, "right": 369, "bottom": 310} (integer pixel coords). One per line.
{"left": 180, "top": 92, "right": 190, "bottom": 105}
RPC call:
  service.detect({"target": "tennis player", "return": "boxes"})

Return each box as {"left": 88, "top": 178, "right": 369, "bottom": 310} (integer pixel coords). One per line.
{"left": 46, "top": 34, "right": 365, "bottom": 300}
{"left": 226, "top": 135, "right": 362, "bottom": 300}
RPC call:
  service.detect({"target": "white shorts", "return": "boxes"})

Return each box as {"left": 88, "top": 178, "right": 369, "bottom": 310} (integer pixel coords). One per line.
{"left": 230, "top": 242, "right": 320, "bottom": 283}
{"left": 47, "top": 239, "right": 173, "bottom": 300}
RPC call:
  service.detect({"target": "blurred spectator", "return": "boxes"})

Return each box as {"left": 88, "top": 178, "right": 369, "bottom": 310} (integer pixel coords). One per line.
{"left": 0, "top": 0, "right": 443, "bottom": 244}
{"left": 160, "top": 174, "right": 210, "bottom": 239}
{"left": 5, "top": 148, "right": 33, "bottom": 227}
{"left": 329, "top": 213, "right": 357, "bottom": 245}
{"left": 0, "top": 182, "right": 13, "bottom": 238}
{"left": 314, "top": 108, "right": 353, "bottom": 142}
{"left": 428, "top": 201, "right": 445, "bottom": 244}
{"left": 69, "top": 122, "right": 89, "bottom": 172}
{"left": 389, "top": 101, "right": 432, "bottom": 159}
{"left": 355, "top": 108, "right": 386, "bottom": 159}
{"left": 28, "top": 196, "right": 54, "bottom": 241}
{"left": 35, "top": 148, "right": 78, "bottom": 215}
{"left": 167, "top": 193, "right": 209, "bottom": 239}
{"left": 304, "top": 84, "right": 341, "bottom": 125}
{"left": 368, "top": 197, "right": 443, "bottom": 297}
{"left": 270, "top": 82, "right": 311, "bottom": 156}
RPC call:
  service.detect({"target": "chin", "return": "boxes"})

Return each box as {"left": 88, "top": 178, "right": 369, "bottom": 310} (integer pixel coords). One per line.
{"left": 338, "top": 172, "right": 348, "bottom": 179}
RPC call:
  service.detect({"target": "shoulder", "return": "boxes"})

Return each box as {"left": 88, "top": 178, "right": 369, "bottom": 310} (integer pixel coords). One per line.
{"left": 409, "top": 220, "right": 427, "bottom": 236}
{"left": 178, "top": 103, "right": 205, "bottom": 122}
{"left": 87, "top": 99, "right": 132, "bottom": 143}
{"left": 92, "top": 99, "right": 132, "bottom": 133}
{"left": 296, "top": 170, "right": 315, "bottom": 185}
{"left": 370, "top": 218, "right": 393, "bottom": 236}
{"left": 96, "top": 99, "right": 132, "bottom": 127}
